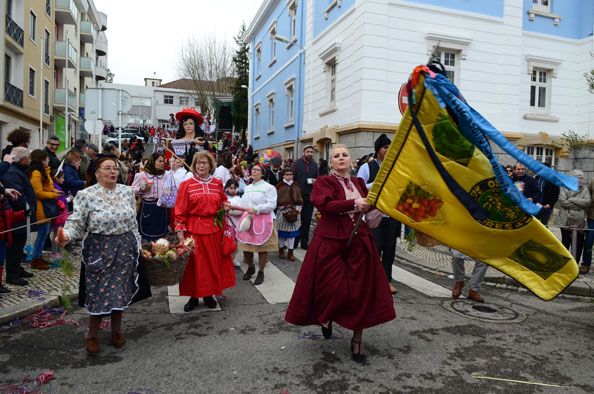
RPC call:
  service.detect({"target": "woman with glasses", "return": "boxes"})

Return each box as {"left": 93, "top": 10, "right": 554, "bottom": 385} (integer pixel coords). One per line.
{"left": 56, "top": 156, "right": 151, "bottom": 354}
{"left": 174, "top": 151, "right": 235, "bottom": 312}
{"left": 505, "top": 165, "right": 514, "bottom": 178}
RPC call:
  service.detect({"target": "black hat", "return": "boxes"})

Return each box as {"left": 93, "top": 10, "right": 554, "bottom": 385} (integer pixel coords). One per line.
{"left": 374, "top": 134, "right": 391, "bottom": 153}
{"left": 270, "top": 156, "right": 282, "bottom": 167}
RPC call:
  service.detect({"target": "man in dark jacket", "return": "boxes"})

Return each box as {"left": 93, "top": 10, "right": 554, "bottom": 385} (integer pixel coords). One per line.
{"left": 0, "top": 147, "right": 36, "bottom": 285}
{"left": 44, "top": 135, "right": 61, "bottom": 170}
{"left": 265, "top": 157, "right": 283, "bottom": 186}
{"left": 535, "top": 163, "right": 559, "bottom": 226}
{"left": 512, "top": 162, "right": 541, "bottom": 203}
{"left": 290, "top": 145, "right": 318, "bottom": 249}
{"left": 67, "top": 139, "right": 88, "bottom": 180}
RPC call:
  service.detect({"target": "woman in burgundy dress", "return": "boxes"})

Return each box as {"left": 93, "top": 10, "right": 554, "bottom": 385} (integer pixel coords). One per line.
{"left": 285, "top": 144, "right": 396, "bottom": 363}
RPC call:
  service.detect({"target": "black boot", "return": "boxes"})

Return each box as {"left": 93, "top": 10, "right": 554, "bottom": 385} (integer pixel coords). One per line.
{"left": 203, "top": 296, "right": 217, "bottom": 309}
{"left": 183, "top": 297, "right": 199, "bottom": 312}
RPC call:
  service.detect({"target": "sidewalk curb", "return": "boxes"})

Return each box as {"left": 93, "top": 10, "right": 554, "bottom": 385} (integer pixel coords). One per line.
{"left": 396, "top": 247, "right": 593, "bottom": 299}
{"left": 0, "top": 293, "right": 79, "bottom": 327}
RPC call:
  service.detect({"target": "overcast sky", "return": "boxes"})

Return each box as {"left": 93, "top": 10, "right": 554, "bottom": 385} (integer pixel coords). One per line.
{"left": 93, "top": 0, "right": 261, "bottom": 85}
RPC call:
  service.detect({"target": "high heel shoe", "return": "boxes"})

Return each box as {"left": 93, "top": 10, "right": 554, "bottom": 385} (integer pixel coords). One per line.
{"left": 321, "top": 321, "right": 332, "bottom": 339}
{"left": 351, "top": 339, "right": 365, "bottom": 363}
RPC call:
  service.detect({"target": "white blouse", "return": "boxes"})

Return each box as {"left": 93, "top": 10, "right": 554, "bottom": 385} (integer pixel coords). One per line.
{"left": 239, "top": 180, "right": 277, "bottom": 219}
{"left": 63, "top": 184, "right": 141, "bottom": 245}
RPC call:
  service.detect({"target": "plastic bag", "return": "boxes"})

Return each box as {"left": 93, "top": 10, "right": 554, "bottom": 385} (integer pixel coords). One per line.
{"left": 158, "top": 173, "right": 178, "bottom": 208}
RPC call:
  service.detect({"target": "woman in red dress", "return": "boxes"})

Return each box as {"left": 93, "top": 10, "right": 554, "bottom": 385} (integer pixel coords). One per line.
{"left": 174, "top": 151, "right": 236, "bottom": 312}
{"left": 285, "top": 144, "right": 396, "bottom": 363}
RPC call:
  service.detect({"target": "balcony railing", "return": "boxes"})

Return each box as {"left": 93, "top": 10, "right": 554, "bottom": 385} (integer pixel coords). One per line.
{"left": 54, "top": 88, "right": 77, "bottom": 109}
{"left": 54, "top": 40, "right": 78, "bottom": 68}
{"left": 55, "top": 0, "right": 78, "bottom": 25}
{"left": 5, "top": 82, "right": 23, "bottom": 108}
{"left": 80, "top": 21, "right": 94, "bottom": 43}
{"left": 5, "top": 14, "right": 24, "bottom": 47}
{"left": 80, "top": 57, "right": 93, "bottom": 77}
{"left": 79, "top": 93, "right": 85, "bottom": 107}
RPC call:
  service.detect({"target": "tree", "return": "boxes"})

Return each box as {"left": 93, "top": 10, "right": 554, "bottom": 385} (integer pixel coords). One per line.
{"left": 231, "top": 23, "right": 250, "bottom": 144}
{"left": 177, "top": 34, "right": 234, "bottom": 117}
{"left": 106, "top": 68, "right": 114, "bottom": 83}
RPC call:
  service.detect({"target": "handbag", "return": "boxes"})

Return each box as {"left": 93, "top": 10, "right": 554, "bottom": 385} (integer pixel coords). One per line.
{"left": 282, "top": 206, "right": 299, "bottom": 223}
{"left": 221, "top": 218, "right": 237, "bottom": 256}
{"left": 41, "top": 199, "right": 60, "bottom": 219}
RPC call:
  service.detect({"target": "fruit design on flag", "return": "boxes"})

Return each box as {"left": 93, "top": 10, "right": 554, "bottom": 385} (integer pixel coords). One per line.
{"left": 396, "top": 182, "right": 444, "bottom": 222}
{"left": 432, "top": 112, "right": 475, "bottom": 166}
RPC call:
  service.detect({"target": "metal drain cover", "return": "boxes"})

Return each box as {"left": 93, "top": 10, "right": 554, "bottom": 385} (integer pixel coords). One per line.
{"left": 443, "top": 300, "right": 526, "bottom": 323}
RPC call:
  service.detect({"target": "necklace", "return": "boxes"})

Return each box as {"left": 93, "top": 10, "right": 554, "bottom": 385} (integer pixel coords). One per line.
{"left": 332, "top": 172, "right": 354, "bottom": 192}
{"left": 99, "top": 185, "right": 121, "bottom": 205}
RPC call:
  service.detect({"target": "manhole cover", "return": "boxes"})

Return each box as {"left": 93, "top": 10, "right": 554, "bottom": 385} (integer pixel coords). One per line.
{"left": 442, "top": 300, "right": 526, "bottom": 323}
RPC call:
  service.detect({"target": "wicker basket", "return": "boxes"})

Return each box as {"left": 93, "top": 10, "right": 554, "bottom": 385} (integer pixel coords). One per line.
{"left": 141, "top": 246, "right": 191, "bottom": 287}
{"left": 415, "top": 231, "right": 440, "bottom": 247}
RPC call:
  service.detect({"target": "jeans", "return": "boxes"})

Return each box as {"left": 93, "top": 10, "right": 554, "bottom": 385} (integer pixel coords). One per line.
{"left": 33, "top": 222, "right": 51, "bottom": 259}
{"left": 582, "top": 218, "right": 594, "bottom": 268}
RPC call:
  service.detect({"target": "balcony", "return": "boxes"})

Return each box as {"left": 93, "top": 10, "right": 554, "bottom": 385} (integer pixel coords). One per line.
{"left": 54, "top": 88, "right": 77, "bottom": 110}
{"left": 5, "top": 14, "right": 24, "bottom": 49}
{"left": 80, "top": 57, "right": 93, "bottom": 77}
{"left": 95, "top": 60, "right": 107, "bottom": 80}
{"left": 80, "top": 21, "right": 94, "bottom": 44}
{"left": 4, "top": 82, "right": 23, "bottom": 108}
{"left": 95, "top": 34, "right": 107, "bottom": 56}
{"left": 79, "top": 93, "right": 85, "bottom": 107}
{"left": 54, "top": 40, "right": 78, "bottom": 69}
{"left": 55, "top": 0, "right": 78, "bottom": 25}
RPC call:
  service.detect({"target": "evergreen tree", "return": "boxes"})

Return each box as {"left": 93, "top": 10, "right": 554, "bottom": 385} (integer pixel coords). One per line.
{"left": 231, "top": 22, "right": 250, "bottom": 144}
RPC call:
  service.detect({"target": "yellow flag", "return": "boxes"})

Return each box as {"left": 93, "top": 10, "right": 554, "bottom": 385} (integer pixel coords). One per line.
{"left": 367, "top": 72, "right": 578, "bottom": 301}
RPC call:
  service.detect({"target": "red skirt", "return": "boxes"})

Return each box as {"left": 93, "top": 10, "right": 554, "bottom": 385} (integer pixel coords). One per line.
{"left": 179, "top": 230, "right": 236, "bottom": 298}
{"left": 285, "top": 233, "right": 396, "bottom": 331}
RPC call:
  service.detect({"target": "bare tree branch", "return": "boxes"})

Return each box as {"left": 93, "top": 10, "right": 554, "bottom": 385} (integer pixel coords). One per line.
{"left": 177, "top": 34, "right": 234, "bottom": 116}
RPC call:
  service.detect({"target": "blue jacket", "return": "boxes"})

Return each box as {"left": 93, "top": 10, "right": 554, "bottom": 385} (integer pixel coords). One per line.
{"left": 0, "top": 162, "right": 37, "bottom": 234}
{"left": 62, "top": 163, "right": 86, "bottom": 197}
{"left": 62, "top": 163, "right": 87, "bottom": 197}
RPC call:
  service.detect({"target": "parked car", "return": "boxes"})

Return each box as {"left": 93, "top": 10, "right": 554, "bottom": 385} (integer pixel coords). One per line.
{"left": 105, "top": 132, "right": 135, "bottom": 146}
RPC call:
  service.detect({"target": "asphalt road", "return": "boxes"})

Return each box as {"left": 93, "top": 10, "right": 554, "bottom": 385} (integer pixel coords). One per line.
{"left": 1, "top": 253, "right": 593, "bottom": 394}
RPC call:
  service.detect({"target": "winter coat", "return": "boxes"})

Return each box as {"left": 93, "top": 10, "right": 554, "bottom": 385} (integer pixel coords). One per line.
{"left": 554, "top": 186, "right": 591, "bottom": 228}
{"left": 30, "top": 167, "right": 61, "bottom": 224}
{"left": 62, "top": 163, "right": 86, "bottom": 197}
{"left": 0, "top": 162, "right": 37, "bottom": 234}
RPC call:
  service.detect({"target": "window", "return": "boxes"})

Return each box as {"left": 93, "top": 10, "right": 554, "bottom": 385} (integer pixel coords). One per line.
{"left": 525, "top": 145, "right": 555, "bottom": 165}
{"left": 254, "top": 104, "right": 261, "bottom": 138}
{"left": 318, "top": 42, "right": 341, "bottom": 116}
{"left": 528, "top": 0, "right": 560, "bottom": 24}
{"left": 434, "top": 49, "right": 459, "bottom": 84}
{"left": 532, "top": 0, "right": 550, "bottom": 12}
{"left": 45, "top": 0, "right": 51, "bottom": 16}
{"left": 4, "top": 55, "right": 11, "bottom": 83}
{"left": 284, "top": 77, "right": 295, "bottom": 126}
{"left": 44, "top": 79, "right": 50, "bottom": 114}
{"left": 269, "top": 22, "right": 277, "bottom": 66}
{"left": 329, "top": 60, "right": 336, "bottom": 105}
{"left": 164, "top": 95, "right": 173, "bottom": 104}
{"left": 267, "top": 93, "right": 275, "bottom": 133}
{"left": 44, "top": 30, "right": 50, "bottom": 66}
{"left": 255, "top": 42, "right": 262, "bottom": 79}
{"left": 288, "top": 0, "right": 297, "bottom": 41}
{"left": 180, "top": 97, "right": 189, "bottom": 106}
{"left": 530, "top": 69, "right": 548, "bottom": 111}
{"left": 28, "top": 67, "right": 35, "bottom": 97}
{"left": 29, "top": 11, "right": 37, "bottom": 42}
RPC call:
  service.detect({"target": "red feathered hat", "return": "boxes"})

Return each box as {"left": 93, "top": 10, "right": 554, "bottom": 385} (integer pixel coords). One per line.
{"left": 175, "top": 107, "right": 204, "bottom": 125}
